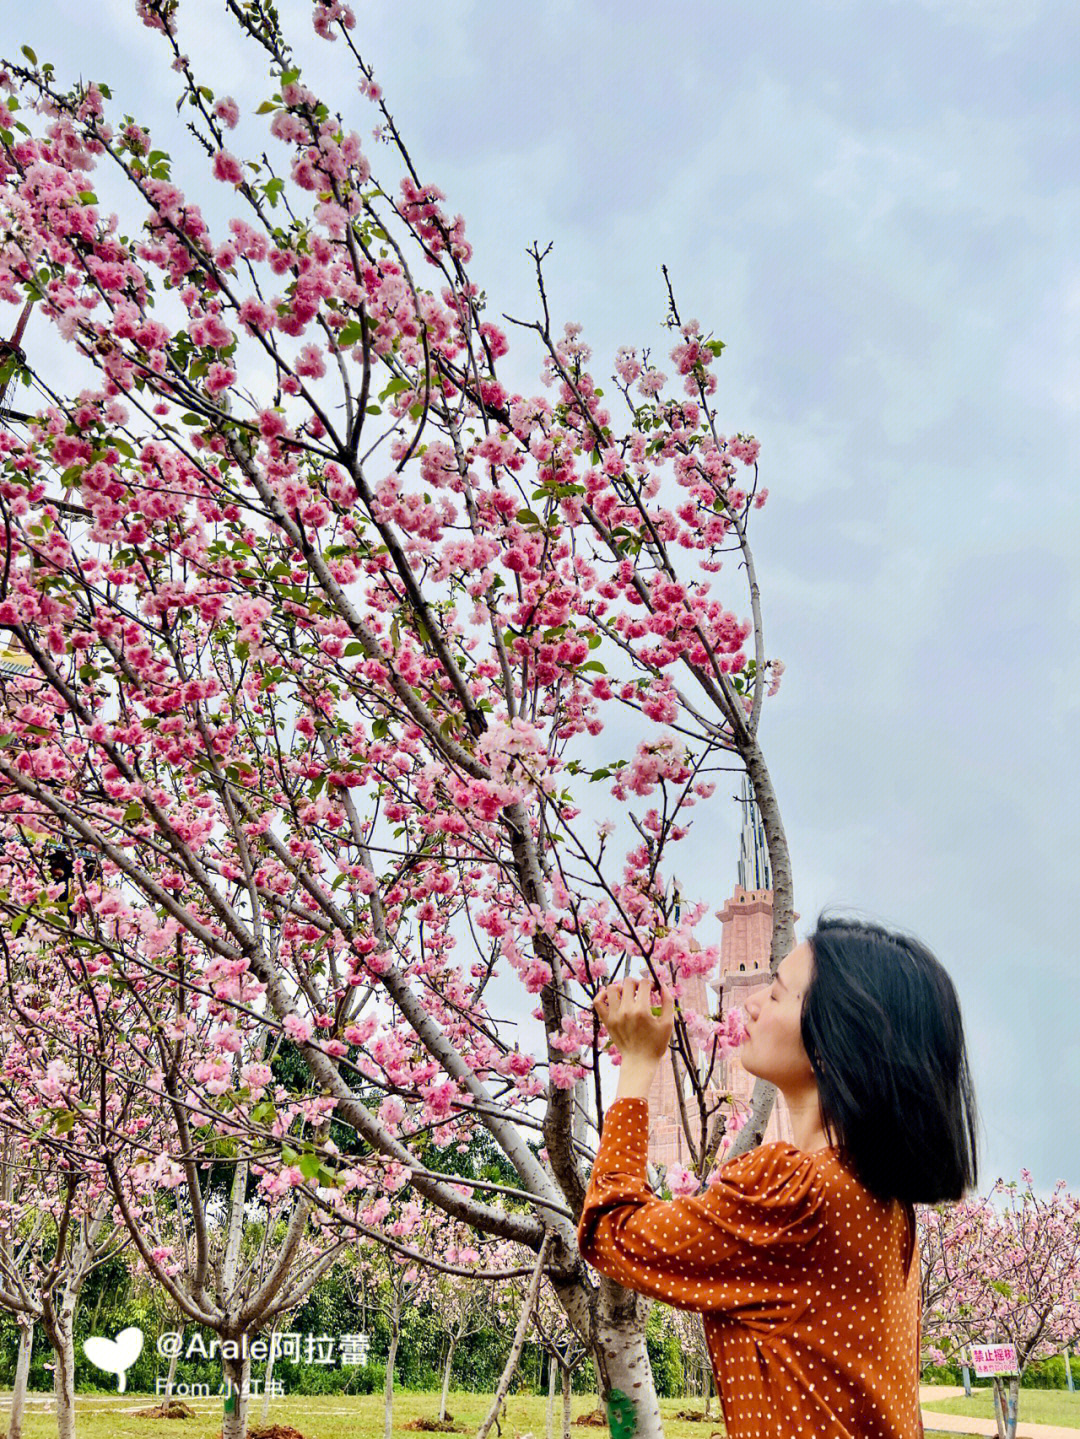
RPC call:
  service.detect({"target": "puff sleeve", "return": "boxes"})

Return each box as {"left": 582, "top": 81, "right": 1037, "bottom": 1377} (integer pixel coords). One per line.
{"left": 576, "top": 1097, "right": 825, "bottom": 1318}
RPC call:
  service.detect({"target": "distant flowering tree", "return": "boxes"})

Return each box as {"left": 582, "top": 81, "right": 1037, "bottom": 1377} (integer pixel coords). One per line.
{"left": 0, "top": 1109, "right": 125, "bottom": 1439}
{"left": 409, "top": 1221, "right": 524, "bottom": 1422}
{"left": 918, "top": 1170, "right": 1080, "bottom": 1439}
{"left": 527, "top": 1266, "right": 591, "bottom": 1439}
{"left": 0, "top": 4, "right": 794, "bottom": 1435}
{"left": 0, "top": 902, "right": 367, "bottom": 1439}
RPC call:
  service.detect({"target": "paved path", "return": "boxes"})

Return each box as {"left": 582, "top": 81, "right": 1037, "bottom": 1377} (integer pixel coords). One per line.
{"left": 920, "top": 1383, "right": 1079, "bottom": 1438}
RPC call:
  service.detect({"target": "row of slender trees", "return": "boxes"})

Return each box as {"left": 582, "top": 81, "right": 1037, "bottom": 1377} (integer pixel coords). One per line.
{"left": 0, "top": 1102, "right": 1077, "bottom": 1439}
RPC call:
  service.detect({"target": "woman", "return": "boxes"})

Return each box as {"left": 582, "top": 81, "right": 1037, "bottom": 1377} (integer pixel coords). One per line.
{"left": 576, "top": 913, "right": 980, "bottom": 1439}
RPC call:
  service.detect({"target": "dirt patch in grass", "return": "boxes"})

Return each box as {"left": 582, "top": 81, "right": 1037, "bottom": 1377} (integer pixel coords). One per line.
{"left": 403, "top": 1419, "right": 464, "bottom": 1433}
{"left": 130, "top": 1401, "right": 197, "bottom": 1418}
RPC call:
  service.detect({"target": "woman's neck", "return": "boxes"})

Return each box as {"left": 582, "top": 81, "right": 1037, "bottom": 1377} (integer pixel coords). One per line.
{"left": 783, "top": 1091, "right": 833, "bottom": 1153}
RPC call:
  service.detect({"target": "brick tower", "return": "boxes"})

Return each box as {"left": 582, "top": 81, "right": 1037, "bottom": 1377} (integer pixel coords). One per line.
{"left": 646, "top": 775, "right": 795, "bottom": 1171}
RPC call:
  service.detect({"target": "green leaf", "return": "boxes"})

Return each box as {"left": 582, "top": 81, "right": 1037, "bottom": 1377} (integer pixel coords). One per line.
{"left": 10, "top": 913, "right": 27, "bottom": 937}
{"left": 123, "top": 801, "right": 143, "bottom": 825}
{"left": 78, "top": 192, "right": 98, "bottom": 205}
{"left": 298, "top": 1151, "right": 321, "bottom": 1181}
{"left": 21, "top": 45, "right": 37, "bottom": 65}
{"left": 55, "top": 1109, "right": 76, "bottom": 1135}
{"left": 0, "top": 733, "right": 17, "bottom": 748}
{"left": 256, "top": 100, "right": 278, "bottom": 115}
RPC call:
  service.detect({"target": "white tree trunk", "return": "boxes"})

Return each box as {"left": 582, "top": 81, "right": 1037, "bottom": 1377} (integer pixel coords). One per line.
{"left": 546, "top": 1355, "right": 557, "bottom": 1439}
{"left": 261, "top": 1324, "right": 278, "bottom": 1427}
{"left": 439, "top": 1335, "right": 457, "bottom": 1421}
{"left": 1006, "top": 1375, "right": 1020, "bottom": 1439}
{"left": 995, "top": 1369, "right": 1012, "bottom": 1439}
{"left": 561, "top": 1361, "right": 572, "bottom": 1439}
{"left": 588, "top": 1307, "right": 663, "bottom": 1439}
{"left": 164, "top": 1326, "right": 182, "bottom": 1405}
{"left": 384, "top": 1327, "right": 400, "bottom": 1439}
{"left": 8, "top": 1313, "right": 33, "bottom": 1439}
{"left": 49, "top": 1306, "right": 77, "bottom": 1439}
{"left": 991, "top": 1374, "right": 1020, "bottom": 1439}
{"left": 221, "top": 1349, "right": 251, "bottom": 1439}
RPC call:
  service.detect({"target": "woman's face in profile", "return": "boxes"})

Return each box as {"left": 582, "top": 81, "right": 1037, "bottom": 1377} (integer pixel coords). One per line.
{"left": 739, "top": 940, "right": 817, "bottom": 1090}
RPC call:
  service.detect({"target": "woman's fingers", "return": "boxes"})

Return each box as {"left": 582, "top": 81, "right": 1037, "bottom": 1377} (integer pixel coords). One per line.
{"left": 595, "top": 975, "right": 669, "bottom": 1016}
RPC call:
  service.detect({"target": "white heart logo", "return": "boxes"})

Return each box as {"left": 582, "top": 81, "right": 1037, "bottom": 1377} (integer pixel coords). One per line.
{"left": 83, "top": 1327, "right": 144, "bottom": 1392}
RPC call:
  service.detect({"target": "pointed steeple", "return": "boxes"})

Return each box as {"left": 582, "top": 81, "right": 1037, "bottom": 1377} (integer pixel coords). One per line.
{"left": 737, "top": 773, "right": 772, "bottom": 892}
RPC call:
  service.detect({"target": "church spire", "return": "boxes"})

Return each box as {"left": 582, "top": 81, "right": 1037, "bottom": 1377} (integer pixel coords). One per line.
{"left": 737, "top": 773, "right": 772, "bottom": 892}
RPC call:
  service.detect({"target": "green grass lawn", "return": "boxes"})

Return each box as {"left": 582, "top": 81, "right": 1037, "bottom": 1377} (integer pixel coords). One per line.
{"left": 922, "top": 1383, "right": 1080, "bottom": 1429}
{"left": 0, "top": 1389, "right": 735, "bottom": 1439}
{"left": 7, "top": 1385, "right": 1079, "bottom": 1439}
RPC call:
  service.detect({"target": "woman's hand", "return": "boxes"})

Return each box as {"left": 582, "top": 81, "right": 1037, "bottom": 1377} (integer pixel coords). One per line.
{"left": 593, "top": 973, "right": 675, "bottom": 1065}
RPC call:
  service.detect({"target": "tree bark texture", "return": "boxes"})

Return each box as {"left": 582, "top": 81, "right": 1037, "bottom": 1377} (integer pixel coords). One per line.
{"left": 220, "top": 1349, "right": 252, "bottom": 1439}
{"left": 439, "top": 1334, "right": 457, "bottom": 1421}
{"left": 7, "top": 1313, "right": 33, "bottom": 1439}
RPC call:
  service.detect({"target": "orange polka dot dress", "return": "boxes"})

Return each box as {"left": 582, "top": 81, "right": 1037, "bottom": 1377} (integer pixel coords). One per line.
{"left": 577, "top": 1098, "right": 923, "bottom": 1438}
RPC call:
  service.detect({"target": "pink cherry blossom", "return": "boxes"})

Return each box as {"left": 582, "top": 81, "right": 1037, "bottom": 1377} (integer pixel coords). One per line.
{"left": 212, "top": 149, "right": 244, "bottom": 186}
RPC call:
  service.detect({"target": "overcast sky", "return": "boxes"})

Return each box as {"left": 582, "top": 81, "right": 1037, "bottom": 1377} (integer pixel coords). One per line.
{"left": 7, "top": 0, "right": 1079, "bottom": 1201}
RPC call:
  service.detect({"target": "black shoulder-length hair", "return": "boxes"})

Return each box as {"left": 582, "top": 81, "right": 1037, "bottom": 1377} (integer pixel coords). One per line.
{"left": 801, "top": 912, "right": 980, "bottom": 1273}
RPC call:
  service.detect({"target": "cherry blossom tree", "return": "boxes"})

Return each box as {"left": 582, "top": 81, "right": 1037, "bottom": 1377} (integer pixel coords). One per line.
{"left": 0, "top": 1131, "right": 125, "bottom": 1439}
{"left": 918, "top": 1170, "right": 1080, "bottom": 1439}
{"left": 529, "top": 1269, "right": 590, "bottom": 1439}
{"left": 0, "top": 5, "right": 798, "bottom": 1434}
{"left": 664, "top": 1308, "right": 717, "bottom": 1417}
{"left": 347, "top": 1199, "right": 443, "bottom": 1439}
{"left": 0, "top": 907, "right": 375, "bottom": 1439}
{"left": 0, "top": 898, "right": 141, "bottom": 1439}
{"left": 411, "top": 1223, "right": 523, "bottom": 1422}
